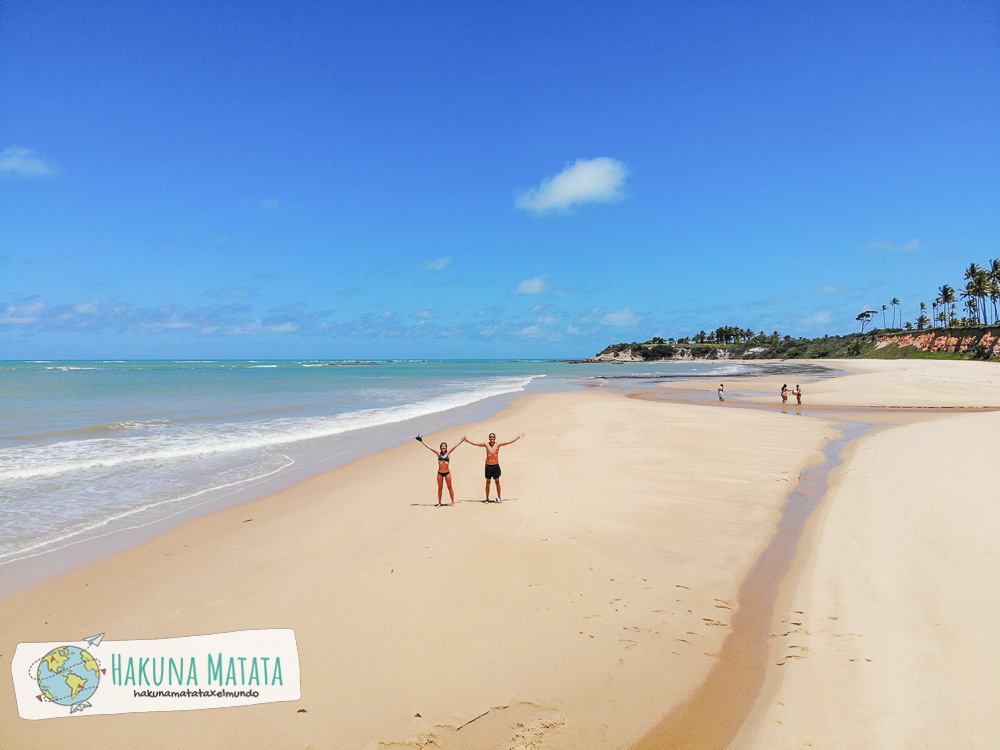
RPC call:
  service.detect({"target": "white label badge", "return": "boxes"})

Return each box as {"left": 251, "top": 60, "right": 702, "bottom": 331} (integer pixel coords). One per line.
{"left": 11, "top": 629, "right": 300, "bottom": 719}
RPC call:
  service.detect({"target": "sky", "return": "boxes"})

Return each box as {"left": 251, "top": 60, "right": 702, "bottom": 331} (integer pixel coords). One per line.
{"left": 2, "top": 0, "right": 998, "bottom": 359}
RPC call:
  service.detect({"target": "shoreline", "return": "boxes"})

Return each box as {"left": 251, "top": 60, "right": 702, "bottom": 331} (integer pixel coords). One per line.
{"left": 0, "top": 385, "right": 542, "bottom": 599}
{"left": 3, "top": 359, "right": 999, "bottom": 748}
{"left": 0, "top": 359, "right": 832, "bottom": 599}
{"left": 1, "top": 386, "right": 835, "bottom": 748}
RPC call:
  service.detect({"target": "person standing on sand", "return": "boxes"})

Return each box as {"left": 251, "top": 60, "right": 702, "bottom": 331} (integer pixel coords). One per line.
{"left": 464, "top": 432, "right": 524, "bottom": 503}
{"left": 794, "top": 384, "right": 802, "bottom": 405}
{"left": 415, "top": 435, "right": 466, "bottom": 506}
{"left": 781, "top": 384, "right": 789, "bottom": 404}
{"left": 718, "top": 383, "right": 725, "bottom": 402}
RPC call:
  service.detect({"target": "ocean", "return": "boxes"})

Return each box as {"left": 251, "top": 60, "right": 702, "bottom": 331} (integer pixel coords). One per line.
{"left": 0, "top": 358, "right": 750, "bottom": 578}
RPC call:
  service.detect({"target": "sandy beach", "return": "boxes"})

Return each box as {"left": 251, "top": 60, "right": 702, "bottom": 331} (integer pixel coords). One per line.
{"left": 3, "top": 360, "right": 999, "bottom": 749}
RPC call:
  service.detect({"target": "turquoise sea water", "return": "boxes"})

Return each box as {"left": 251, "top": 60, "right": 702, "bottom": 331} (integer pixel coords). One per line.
{"left": 0, "top": 359, "right": 749, "bottom": 569}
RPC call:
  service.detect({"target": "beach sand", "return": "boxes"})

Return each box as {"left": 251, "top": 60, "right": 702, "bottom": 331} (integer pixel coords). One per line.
{"left": 2, "top": 360, "right": 999, "bottom": 748}
{"left": 730, "top": 408, "right": 1000, "bottom": 750}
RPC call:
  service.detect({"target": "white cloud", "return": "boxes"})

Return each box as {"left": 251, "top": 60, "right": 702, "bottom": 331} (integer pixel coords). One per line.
{"left": 259, "top": 198, "right": 282, "bottom": 212}
{"left": 600, "top": 308, "right": 638, "bottom": 327}
{"left": 0, "top": 146, "right": 57, "bottom": 178}
{"left": 516, "top": 157, "right": 629, "bottom": 214}
{"left": 422, "top": 256, "right": 452, "bottom": 271}
{"left": 516, "top": 325, "right": 545, "bottom": 338}
{"left": 0, "top": 301, "right": 46, "bottom": 324}
{"left": 412, "top": 309, "right": 437, "bottom": 319}
{"left": 515, "top": 276, "right": 549, "bottom": 294}
{"left": 861, "top": 237, "right": 920, "bottom": 253}
{"left": 818, "top": 284, "right": 851, "bottom": 295}
{"left": 801, "top": 311, "right": 832, "bottom": 326}
{"left": 153, "top": 315, "right": 194, "bottom": 330}
{"left": 74, "top": 300, "right": 100, "bottom": 314}
{"left": 225, "top": 319, "right": 299, "bottom": 335}
{"left": 205, "top": 286, "right": 256, "bottom": 298}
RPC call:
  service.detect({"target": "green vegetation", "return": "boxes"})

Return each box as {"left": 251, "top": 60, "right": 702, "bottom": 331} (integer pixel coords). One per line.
{"left": 596, "top": 329, "right": 997, "bottom": 362}
{"left": 595, "top": 254, "right": 1000, "bottom": 363}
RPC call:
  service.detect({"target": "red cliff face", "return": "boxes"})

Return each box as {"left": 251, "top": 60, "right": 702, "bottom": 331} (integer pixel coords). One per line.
{"left": 875, "top": 328, "right": 1000, "bottom": 358}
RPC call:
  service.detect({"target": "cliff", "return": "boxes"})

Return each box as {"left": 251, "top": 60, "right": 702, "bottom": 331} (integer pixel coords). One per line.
{"left": 875, "top": 326, "right": 1000, "bottom": 359}
{"left": 590, "top": 347, "right": 732, "bottom": 363}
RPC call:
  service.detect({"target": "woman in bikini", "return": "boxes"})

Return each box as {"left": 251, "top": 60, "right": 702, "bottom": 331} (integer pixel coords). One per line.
{"left": 781, "top": 384, "right": 789, "bottom": 404}
{"left": 415, "top": 435, "right": 467, "bottom": 506}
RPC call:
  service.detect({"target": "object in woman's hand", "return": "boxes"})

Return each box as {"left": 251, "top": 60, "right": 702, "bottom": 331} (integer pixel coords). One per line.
{"left": 415, "top": 435, "right": 423, "bottom": 442}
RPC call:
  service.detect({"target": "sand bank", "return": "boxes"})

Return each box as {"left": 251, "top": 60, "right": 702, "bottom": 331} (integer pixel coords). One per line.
{"left": 0, "top": 389, "right": 833, "bottom": 749}
{"left": 739, "top": 358, "right": 1000, "bottom": 408}
{"left": 732, "top": 409, "right": 1000, "bottom": 749}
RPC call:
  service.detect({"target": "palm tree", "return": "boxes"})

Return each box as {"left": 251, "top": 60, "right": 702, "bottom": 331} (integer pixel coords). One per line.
{"left": 968, "top": 269, "right": 991, "bottom": 325}
{"left": 989, "top": 259, "right": 1000, "bottom": 324}
{"left": 890, "top": 297, "right": 900, "bottom": 328}
{"left": 939, "top": 285, "right": 957, "bottom": 327}
{"left": 881, "top": 304, "right": 888, "bottom": 329}
{"left": 988, "top": 277, "right": 1000, "bottom": 325}
{"left": 961, "top": 285, "right": 979, "bottom": 325}
{"left": 931, "top": 301, "right": 938, "bottom": 329}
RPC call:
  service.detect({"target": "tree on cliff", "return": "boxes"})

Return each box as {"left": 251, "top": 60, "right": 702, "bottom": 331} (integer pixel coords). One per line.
{"left": 990, "top": 259, "right": 1000, "bottom": 324}
{"left": 963, "top": 264, "right": 989, "bottom": 325}
{"left": 856, "top": 310, "right": 877, "bottom": 333}
{"left": 890, "top": 297, "right": 900, "bottom": 328}
{"left": 881, "top": 304, "right": 888, "bottom": 329}
{"left": 937, "top": 285, "right": 957, "bottom": 327}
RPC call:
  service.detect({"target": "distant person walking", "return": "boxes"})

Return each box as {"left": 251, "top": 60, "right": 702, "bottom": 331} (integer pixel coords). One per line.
{"left": 465, "top": 432, "right": 524, "bottom": 503}
{"left": 415, "top": 434, "right": 467, "bottom": 506}
{"left": 781, "top": 384, "right": 789, "bottom": 405}
{"left": 794, "top": 384, "right": 802, "bottom": 406}
{"left": 718, "top": 383, "right": 725, "bottom": 402}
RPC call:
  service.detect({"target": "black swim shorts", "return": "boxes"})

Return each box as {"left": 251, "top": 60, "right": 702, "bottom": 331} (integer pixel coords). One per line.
{"left": 485, "top": 463, "right": 501, "bottom": 480}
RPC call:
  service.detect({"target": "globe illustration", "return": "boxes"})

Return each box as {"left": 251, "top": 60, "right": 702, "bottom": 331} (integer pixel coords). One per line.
{"left": 36, "top": 646, "right": 100, "bottom": 707}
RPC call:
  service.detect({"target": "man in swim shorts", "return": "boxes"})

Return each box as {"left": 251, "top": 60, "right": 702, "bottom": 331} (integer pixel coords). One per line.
{"left": 465, "top": 431, "right": 524, "bottom": 503}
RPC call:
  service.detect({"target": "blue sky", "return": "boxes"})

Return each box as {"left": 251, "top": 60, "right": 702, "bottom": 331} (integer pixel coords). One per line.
{"left": 2, "top": 0, "right": 998, "bottom": 359}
